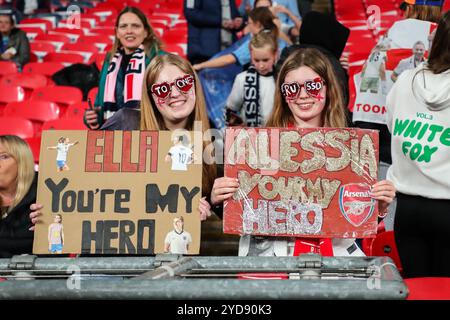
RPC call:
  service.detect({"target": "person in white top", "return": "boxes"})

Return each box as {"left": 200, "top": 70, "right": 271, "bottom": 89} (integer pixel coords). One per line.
{"left": 391, "top": 40, "right": 427, "bottom": 82}
{"left": 164, "top": 216, "right": 192, "bottom": 254}
{"left": 386, "top": 10, "right": 450, "bottom": 278}
{"left": 47, "top": 137, "right": 79, "bottom": 172}
{"left": 226, "top": 30, "right": 277, "bottom": 127}
{"left": 360, "top": 45, "right": 388, "bottom": 94}
{"left": 166, "top": 134, "right": 193, "bottom": 171}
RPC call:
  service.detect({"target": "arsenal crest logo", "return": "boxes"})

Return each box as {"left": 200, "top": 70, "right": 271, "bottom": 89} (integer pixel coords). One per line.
{"left": 339, "top": 183, "right": 375, "bottom": 227}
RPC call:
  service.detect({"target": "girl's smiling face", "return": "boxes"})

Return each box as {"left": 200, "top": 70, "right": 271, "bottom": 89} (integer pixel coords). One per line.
{"left": 151, "top": 64, "right": 196, "bottom": 128}
{"left": 283, "top": 66, "right": 327, "bottom": 128}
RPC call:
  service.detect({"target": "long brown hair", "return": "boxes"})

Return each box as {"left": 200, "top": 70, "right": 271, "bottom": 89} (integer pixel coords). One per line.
{"left": 404, "top": 4, "right": 442, "bottom": 23}
{"left": 0, "top": 135, "right": 35, "bottom": 217}
{"left": 140, "top": 54, "right": 216, "bottom": 195}
{"left": 428, "top": 10, "right": 450, "bottom": 73}
{"left": 110, "top": 6, "right": 162, "bottom": 61}
{"left": 267, "top": 48, "right": 347, "bottom": 128}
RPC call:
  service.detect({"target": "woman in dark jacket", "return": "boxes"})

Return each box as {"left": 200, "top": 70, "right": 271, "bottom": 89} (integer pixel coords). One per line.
{"left": 0, "top": 13, "right": 30, "bottom": 71}
{"left": 0, "top": 135, "right": 36, "bottom": 258}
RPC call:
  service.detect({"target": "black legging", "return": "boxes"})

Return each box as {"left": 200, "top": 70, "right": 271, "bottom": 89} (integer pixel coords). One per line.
{"left": 394, "top": 192, "right": 450, "bottom": 278}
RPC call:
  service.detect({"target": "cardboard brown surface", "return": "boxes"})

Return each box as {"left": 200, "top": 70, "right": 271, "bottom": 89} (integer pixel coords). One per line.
{"left": 33, "top": 130, "right": 202, "bottom": 255}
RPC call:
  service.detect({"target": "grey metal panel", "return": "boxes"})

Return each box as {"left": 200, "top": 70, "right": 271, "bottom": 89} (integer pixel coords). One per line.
{"left": 0, "top": 254, "right": 408, "bottom": 300}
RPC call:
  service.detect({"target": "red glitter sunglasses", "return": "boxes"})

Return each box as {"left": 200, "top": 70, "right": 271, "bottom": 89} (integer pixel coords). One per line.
{"left": 150, "top": 74, "right": 195, "bottom": 99}
{"left": 281, "top": 77, "right": 325, "bottom": 100}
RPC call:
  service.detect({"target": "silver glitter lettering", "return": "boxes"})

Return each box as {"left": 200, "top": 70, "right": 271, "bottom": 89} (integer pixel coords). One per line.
{"left": 280, "top": 131, "right": 301, "bottom": 172}
{"left": 325, "top": 130, "right": 351, "bottom": 171}
{"left": 242, "top": 199, "right": 269, "bottom": 233}
{"left": 300, "top": 131, "right": 326, "bottom": 174}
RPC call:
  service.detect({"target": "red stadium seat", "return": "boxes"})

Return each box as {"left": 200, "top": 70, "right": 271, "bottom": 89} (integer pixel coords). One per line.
{"left": 62, "top": 42, "right": 99, "bottom": 54}
{"left": 89, "top": 52, "right": 107, "bottom": 70}
{"left": 18, "top": 26, "right": 45, "bottom": 41}
{"left": 90, "top": 27, "right": 115, "bottom": 36}
{"left": 0, "top": 84, "right": 25, "bottom": 115}
{"left": 43, "top": 52, "right": 85, "bottom": 64}
{"left": 42, "top": 118, "right": 87, "bottom": 131}
{"left": 30, "top": 41, "right": 57, "bottom": 55}
{"left": 0, "top": 61, "right": 18, "bottom": 78}
{"left": 20, "top": 18, "right": 54, "bottom": 31}
{"left": 23, "top": 62, "right": 65, "bottom": 78}
{"left": 31, "top": 86, "right": 83, "bottom": 116}
{"left": 405, "top": 278, "right": 450, "bottom": 300}
{"left": 4, "top": 101, "right": 60, "bottom": 136}
{"left": 162, "top": 30, "right": 188, "bottom": 44}
{"left": 0, "top": 117, "right": 35, "bottom": 139}
{"left": 164, "top": 44, "right": 186, "bottom": 58}
{"left": 65, "top": 102, "right": 87, "bottom": 119}
{"left": 35, "top": 33, "right": 71, "bottom": 46}
{"left": 77, "top": 35, "right": 113, "bottom": 52}
{"left": 25, "top": 137, "right": 42, "bottom": 164}
{"left": 1, "top": 74, "right": 48, "bottom": 98}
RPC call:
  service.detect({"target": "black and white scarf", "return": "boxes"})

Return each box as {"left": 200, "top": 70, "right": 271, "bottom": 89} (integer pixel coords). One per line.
{"left": 243, "top": 66, "right": 261, "bottom": 127}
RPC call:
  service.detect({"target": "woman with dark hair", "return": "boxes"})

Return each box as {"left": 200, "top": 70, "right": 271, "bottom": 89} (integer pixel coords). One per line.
{"left": 0, "top": 135, "right": 36, "bottom": 258}
{"left": 386, "top": 10, "right": 450, "bottom": 278}
{"left": 0, "top": 12, "right": 29, "bottom": 71}
{"left": 84, "top": 6, "right": 164, "bottom": 130}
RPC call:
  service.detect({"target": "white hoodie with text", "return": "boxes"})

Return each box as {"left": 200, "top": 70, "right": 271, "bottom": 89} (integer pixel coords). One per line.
{"left": 386, "top": 64, "right": 450, "bottom": 199}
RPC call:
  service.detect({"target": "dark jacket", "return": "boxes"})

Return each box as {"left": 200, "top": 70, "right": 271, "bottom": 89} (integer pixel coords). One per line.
{"left": 0, "top": 173, "right": 37, "bottom": 258}
{"left": 184, "top": 0, "right": 241, "bottom": 63}
{"left": 0, "top": 27, "right": 30, "bottom": 70}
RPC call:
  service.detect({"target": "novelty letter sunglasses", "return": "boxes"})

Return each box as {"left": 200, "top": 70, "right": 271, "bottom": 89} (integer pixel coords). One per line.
{"left": 150, "top": 74, "right": 195, "bottom": 99}
{"left": 281, "top": 77, "right": 325, "bottom": 100}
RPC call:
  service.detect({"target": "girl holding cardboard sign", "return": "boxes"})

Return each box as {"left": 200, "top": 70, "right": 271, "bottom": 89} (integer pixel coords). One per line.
{"left": 31, "top": 54, "right": 217, "bottom": 228}
{"left": 140, "top": 54, "right": 217, "bottom": 222}
{"left": 211, "top": 48, "right": 396, "bottom": 257}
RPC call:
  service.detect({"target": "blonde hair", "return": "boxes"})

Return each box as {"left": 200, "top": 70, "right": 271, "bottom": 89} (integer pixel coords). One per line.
{"left": 0, "top": 135, "right": 35, "bottom": 217}
{"left": 140, "top": 54, "right": 216, "bottom": 195}
{"left": 110, "top": 6, "right": 162, "bottom": 61}
{"left": 249, "top": 30, "right": 278, "bottom": 53}
{"left": 267, "top": 48, "right": 347, "bottom": 128}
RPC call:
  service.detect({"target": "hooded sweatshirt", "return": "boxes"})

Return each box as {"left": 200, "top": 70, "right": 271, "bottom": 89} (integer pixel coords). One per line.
{"left": 386, "top": 64, "right": 450, "bottom": 199}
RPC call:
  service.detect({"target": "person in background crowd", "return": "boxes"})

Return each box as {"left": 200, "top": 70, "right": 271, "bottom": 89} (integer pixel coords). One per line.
{"left": 0, "top": 135, "right": 36, "bottom": 258}
{"left": 386, "top": 10, "right": 450, "bottom": 278}
{"left": 184, "top": 0, "right": 243, "bottom": 65}
{"left": 226, "top": 30, "right": 278, "bottom": 127}
{"left": 238, "top": 0, "right": 302, "bottom": 40}
{"left": 193, "top": 7, "right": 287, "bottom": 71}
{"left": 84, "top": 6, "right": 164, "bottom": 130}
{"left": 0, "top": 12, "right": 29, "bottom": 71}
{"left": 391, "top": 40, "right": 427, "bottom": 82}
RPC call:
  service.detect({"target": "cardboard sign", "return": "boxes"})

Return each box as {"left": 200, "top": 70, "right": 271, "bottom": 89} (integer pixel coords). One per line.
{"left": 33, "top": 130, "right": 202, "bottom": 255}
{"left": 223, "top": 127, "right": 379, "bottom": 238}
{"left": 353, "top": 19, "right": 436, "bottom": 125}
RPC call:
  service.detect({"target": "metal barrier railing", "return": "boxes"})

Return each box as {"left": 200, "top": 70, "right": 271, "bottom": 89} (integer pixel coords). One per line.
{"left": 0, "top": 254, "right": 408, "bottom": 300}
